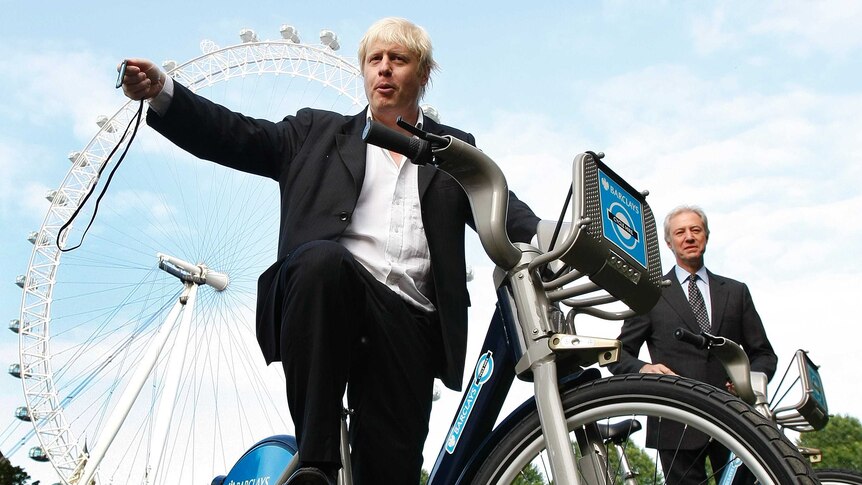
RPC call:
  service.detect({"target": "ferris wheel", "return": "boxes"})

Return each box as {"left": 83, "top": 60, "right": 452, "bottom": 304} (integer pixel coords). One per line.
{"left": 14, "top": 25, "right": 365, "bottom": 484}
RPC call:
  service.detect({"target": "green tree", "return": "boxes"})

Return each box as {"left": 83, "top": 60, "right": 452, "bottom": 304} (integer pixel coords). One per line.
{"left": 797, "top": 413, "right": 862, "bottom": 472}
{"left": 607, "top": 440, "right": 664, "bottom": 485}
{"left": 0, "top": 452, "right": 31, "bottom": 485}
{"left": 512, "top": 463, "right": 545, "bottom": 484}
{"left": 419, "top": 441, "right": 662, "bottom": 485}
{"left": 421, "top": 464, "right": 545, "bottom": 484}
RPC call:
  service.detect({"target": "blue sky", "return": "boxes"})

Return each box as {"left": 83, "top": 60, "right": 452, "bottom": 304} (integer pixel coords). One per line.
{"left": 2, "top": 1, "right": 861, "bottom": 483}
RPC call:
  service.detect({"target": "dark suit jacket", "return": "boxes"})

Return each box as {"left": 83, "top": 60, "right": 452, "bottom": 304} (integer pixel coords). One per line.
{"left": 608, "top": 267, "right": 777, "bottom": 448}
{"left": 146, "top": 81, "right": 539, "bottom": 391}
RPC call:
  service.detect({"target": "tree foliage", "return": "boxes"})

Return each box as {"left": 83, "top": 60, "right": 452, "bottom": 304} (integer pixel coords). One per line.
{"left": 420, "top": 463, "right": 545, "bottom": 484}
{"left": 421, "top": 440, "right": 664, "bottom": 485}
{"left": 607, "top": 440, "right": 665, "bottom": 485}
{"left": 0, "top": 453, "right": 31, "bottom": 485}
{"left": 512, "top": 463, "right": 545, "bottom": 484}
{"left": 797, "top": 414, "right": 862, "bottom": 472}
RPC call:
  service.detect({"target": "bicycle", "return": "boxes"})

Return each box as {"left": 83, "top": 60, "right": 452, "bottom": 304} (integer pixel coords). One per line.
{"left": 668, "top": 327, "right": 862, "bottom": 485}
{"left": 211, "top": 119, "right": 818, "bottom": 484}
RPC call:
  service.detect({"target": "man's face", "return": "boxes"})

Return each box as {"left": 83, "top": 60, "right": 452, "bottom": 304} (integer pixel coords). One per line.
{"left": 667, "top": 211, "right": 708, "bottom": 269}
{"left": 362, "top": 40, "right": 428, "bottom": 120}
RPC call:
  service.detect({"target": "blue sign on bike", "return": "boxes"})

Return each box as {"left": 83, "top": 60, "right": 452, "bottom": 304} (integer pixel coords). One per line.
{"left": 806, "top": 360, "right": 828, "bottom": 412}
{"left": 445, "top": 351, "right": 494, "bottom": 454}
{"left": 597, "top": 169, "right": 647, "bottom": 268}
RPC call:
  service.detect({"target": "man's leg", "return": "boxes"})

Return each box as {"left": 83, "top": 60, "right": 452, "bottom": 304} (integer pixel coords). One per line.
{"left": 659, "top": 447, "right": 710, "bottom": 484}
{"left": 346, "top": 290, "right": 439, "bottom": 485}
{"left": 276, "top": 241, "right": 371, "bottom": 470}
{"left": 274, "top": 240, "right": 440, "bottom": 483}
{"left": 348, "top": 298, "right": 440, "bottom": 485}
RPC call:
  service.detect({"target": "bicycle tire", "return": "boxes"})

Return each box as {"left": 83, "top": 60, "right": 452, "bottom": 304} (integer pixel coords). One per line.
{"left": 817, "top": 468, "right": 862, "bottom": 485}
{"left": 472, "top": 374, "right": 817, "bottom": 484}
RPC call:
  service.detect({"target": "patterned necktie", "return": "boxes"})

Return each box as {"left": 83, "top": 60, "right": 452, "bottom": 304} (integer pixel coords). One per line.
{"left": 687, "top": 274, "right": 711, "bottom": 332}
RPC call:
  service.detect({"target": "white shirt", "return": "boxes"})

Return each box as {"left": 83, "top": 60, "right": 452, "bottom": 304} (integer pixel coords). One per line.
{"left": 148, "top": 75, "right": 174, "bottom": 115}
{"left": 338, "top": 111, "right": 434, "bottom": 312}
{"left": 149, "top": 78, "right": 435, "bottom": 311}
{"left": 674, "top": 265, "right": 712, "bottom": 323}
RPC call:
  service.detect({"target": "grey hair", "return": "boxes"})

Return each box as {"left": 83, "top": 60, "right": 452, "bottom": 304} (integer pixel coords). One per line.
{"left": 663, "top": 205, "right": 710, "bottom": 243}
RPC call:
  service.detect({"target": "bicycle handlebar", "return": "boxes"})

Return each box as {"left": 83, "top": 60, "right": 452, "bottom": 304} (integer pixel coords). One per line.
{"left": 673, "top": 327, "right": 710, "bottom": 349}
{"left": 361, "top": 120, "right": 432, "bottom": 163}
{"left": 674, "top": 327, "right": 759, "bottom": 405}
{"left": 362, "top": 119, "right": 522, "bottom": 270}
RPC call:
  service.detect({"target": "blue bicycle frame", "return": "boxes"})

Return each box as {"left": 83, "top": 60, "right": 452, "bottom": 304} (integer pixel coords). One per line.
{"left": 426, "top": 284, "right": 602, "bottom": 484}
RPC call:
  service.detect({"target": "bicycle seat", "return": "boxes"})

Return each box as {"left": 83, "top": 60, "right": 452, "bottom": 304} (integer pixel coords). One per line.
{"left": 596, "top": 419, "right": 642, "bottom": 445}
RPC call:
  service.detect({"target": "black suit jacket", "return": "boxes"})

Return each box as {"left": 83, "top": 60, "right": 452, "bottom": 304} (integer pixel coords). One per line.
{"left": 608, "top": 267, "right": 777, "bottom": 448}
{"left": 147, "top": 81, "right": 539, "bottom": 391}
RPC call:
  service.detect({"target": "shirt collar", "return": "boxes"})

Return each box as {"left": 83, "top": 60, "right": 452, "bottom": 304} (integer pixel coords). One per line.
{"left": 675, "top": 265, "right": 709, "bottom": 285}
{"left": 366, "top": 107, "right": 424, "bottom": 130}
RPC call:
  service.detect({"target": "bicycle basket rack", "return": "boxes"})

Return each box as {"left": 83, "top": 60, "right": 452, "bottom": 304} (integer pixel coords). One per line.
{"left": 537, "top": 152, "right": 664, "bottom": 315}
{"left": 771, "top": 350, "right": 829, "bottom": 432}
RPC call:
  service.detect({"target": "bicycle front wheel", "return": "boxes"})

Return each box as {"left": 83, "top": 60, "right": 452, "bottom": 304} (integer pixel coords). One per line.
{"left": 817, "top": 469, "right": 862, "bottom": 485}
{"left": 473, "top": 374, "right": 817, "bottom": 484}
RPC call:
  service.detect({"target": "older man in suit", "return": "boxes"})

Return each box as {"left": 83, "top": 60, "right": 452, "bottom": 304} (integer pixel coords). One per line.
{"left": 608, "top": 205, "right": 777, "bottom": 484}
{"left": 120, "top": 17, "right": 539, "bottom": 485}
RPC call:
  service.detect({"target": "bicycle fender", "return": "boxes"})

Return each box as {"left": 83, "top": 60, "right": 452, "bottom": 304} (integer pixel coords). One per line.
{"left": 214, "top": 434, "right": 298, "bottom": 485}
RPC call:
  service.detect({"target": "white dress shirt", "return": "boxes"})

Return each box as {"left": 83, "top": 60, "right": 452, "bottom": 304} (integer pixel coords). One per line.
{"left": 338, "top": 111, "right": 434, "bottom": 312}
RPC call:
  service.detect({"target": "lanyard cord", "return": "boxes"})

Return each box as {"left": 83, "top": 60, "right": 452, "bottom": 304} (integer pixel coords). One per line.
{"left": 57, "top": 99, "right": 145, "bottom": 252}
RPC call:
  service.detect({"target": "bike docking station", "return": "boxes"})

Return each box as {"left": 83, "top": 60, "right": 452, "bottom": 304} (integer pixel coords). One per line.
{"left": 425, "top": 149, "right": 666, "bottom": 484}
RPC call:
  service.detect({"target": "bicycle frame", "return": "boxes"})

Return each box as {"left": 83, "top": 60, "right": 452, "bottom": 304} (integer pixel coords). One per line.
{"left": 427, "top": 284, "right": 606, "bottom": 484}
{"left": 419, "top": 134, "right": 661, "bottom": 484}
{"left": 221, "top": 282, "right": 613, "bottom": 485}
{"left": 217, "top": 125, "right": 665, "bottom": 485}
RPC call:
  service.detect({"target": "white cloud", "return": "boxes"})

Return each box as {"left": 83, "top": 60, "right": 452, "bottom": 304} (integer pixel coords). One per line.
{"left": 0, "top": 42, "right": 126, "bottom": 231}
{"left": 475, "top": 111, "right": 583, "bottom": 217}
{"left": 690, "top": 5, "right": 743, "bottom": 55}
{"left": 0, "top": 138, "right": 55, "bottom": 220}
{"left": 575, "top": 67, "right": 861, "bottom": 200}
{"left": 0, "top": 43, "right": 123, "bottom": 140}
{"left": 751, "top": 0, "right": 862, "bottom": 57}
{"left": 754, "top": 271, "right": 862, "bottom": 416}
{"left": 691, "top": 1, "right": 862, "bottom": 57}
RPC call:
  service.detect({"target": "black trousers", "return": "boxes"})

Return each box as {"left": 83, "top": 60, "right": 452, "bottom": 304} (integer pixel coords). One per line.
{"left": 659, "top": 441, "right": 754, "bottom": 484}
{"left": 273, "top": 240, "right": 441, "bottom": 485}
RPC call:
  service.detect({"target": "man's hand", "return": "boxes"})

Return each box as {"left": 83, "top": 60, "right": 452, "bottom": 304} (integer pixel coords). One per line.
{"left": 118, "top": 58, "right": 165, "bottom": 100}
{"left": 639, "top": 363, "right": 678, "bottom": 375}
{"left": 725, "top": 379, "right": 737, "bottom": 395}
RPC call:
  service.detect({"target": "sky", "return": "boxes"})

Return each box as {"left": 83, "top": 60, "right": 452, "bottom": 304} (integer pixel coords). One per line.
{"left": 2, "top": 1, "right": 861, "bottom": 483}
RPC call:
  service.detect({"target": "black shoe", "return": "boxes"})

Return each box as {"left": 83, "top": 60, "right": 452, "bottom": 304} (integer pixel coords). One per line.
{"left": 285, "top": 466, "right": 337, "bottom": 485}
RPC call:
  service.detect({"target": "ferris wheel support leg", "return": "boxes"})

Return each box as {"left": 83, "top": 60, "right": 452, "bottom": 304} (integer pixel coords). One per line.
{"left": 146, "top": 282, "right": 198, "bottom": 484}
{"left": 76, "top": 283, "right": 197, "bottom": 485}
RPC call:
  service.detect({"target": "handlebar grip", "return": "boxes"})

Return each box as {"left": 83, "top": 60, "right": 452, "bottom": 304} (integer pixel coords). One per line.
{"left": 673, "top": 327, "right": 708, "bottom": 350}
{"left": 362, "top": 120, "right": 428, "bottom": 161}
